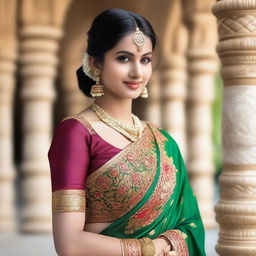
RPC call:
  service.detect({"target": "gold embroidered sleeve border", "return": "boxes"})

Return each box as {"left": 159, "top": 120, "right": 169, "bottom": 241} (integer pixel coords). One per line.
{"left": 52, "top": 189, "right": 85, "bottom": 214}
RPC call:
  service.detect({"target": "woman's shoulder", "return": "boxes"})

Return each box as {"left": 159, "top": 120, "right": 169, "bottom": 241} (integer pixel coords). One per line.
{"left": 58, "top": 107, "right": 97, "bottom": 136}
{"left": 60, "top": 116, "right": 95, "bottom": 135}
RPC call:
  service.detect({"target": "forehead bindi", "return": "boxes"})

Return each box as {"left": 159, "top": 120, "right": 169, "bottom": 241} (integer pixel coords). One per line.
{"left": 112, "top": 32, "right": 152, "bottom": 56}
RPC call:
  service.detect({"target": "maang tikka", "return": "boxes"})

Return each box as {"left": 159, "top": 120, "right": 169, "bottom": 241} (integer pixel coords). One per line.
{"left": 133, "top": 24, "right": 148, "bottom": 98}
{"left": 82, "top": 52, "right": 104, "bottom": 97}
{"left": 133, "top": 26, "right": 145, "bottom": 53}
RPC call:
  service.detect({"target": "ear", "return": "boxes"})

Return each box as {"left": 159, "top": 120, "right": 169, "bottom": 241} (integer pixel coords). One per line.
{"left": 89, "top": 56, "right": 101, "bottom": 72}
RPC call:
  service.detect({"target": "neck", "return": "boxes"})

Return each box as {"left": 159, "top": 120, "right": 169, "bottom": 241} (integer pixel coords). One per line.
{"left": 94, "top": 96, "right": 133, "bottom": 125}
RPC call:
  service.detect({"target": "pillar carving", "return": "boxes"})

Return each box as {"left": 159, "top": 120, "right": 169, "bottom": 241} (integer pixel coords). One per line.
{"left": 19, "top": 0, "right": 72, "bottom": 233}
{"left": 185, "top": 0, "right": 218, "bottom": 228}
{"left": 0, "top": 0, "right": 17, "bottom": 231}
{"left": 161, "top": 23, "right": 188, "bottom": 159}
{"left": 213, "top": 1, "right": 256, "bottom": 255}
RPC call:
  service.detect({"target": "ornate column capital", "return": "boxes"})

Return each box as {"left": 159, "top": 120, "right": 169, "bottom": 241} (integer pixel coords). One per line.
{"left": 20, "top": 0, "right": 72, "bottom": 27}
{"left": 212, "top": 0, "right": 256, "bottom": 16}
{"left": 213, "top": 0, "right": 256, "bottom": 86}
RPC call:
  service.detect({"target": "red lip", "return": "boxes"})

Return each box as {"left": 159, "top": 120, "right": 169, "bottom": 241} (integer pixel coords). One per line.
{"left": 124, "top": 81, "right": 142, "bottom": 85}
{"left": 124, "top": 81, "right": 142, "bottom": 90}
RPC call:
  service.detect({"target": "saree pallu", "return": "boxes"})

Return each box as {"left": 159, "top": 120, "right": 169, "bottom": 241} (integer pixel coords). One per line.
{"left": 85, "top": 122, "right": 206, "bottom": 256}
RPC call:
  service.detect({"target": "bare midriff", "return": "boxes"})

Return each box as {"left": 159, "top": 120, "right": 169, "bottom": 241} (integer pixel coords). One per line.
{"left": 84, "top": 222, "right": 113, "bottom": 233}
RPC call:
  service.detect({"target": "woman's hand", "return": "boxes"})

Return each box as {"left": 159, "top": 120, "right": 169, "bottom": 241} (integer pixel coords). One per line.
{"left": 153, "top": 238, "right": 170, "bottom": 256}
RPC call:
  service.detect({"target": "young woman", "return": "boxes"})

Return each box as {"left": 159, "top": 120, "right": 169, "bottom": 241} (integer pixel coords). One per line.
{"left": 48, "top": 8, "right": 206, "bottom": 256}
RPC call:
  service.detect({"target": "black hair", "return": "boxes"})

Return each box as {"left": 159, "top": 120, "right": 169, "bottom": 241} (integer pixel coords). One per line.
{"left": 76, "top": 8, "right": 156, "bottom": 97}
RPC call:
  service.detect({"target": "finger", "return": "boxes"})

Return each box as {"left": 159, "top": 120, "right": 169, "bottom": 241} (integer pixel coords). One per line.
{"left": 164, "top": 245, "right": 171, "bottom": 251}
{"left": 168, "top": 251, "right": 178, "bottom": 256}
{"left": 161, "top": 248, "right": 169, "bottom": 256}
{"left": 162, "top": 248, "right": 170, "bottom": 256}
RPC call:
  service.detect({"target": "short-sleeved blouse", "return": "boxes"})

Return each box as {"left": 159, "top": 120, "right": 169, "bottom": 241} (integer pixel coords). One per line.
{"left": 48, "top": 116, "right": 122, "bottom": 192}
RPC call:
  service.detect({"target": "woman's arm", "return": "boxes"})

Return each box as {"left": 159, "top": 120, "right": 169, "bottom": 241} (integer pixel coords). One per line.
{"left": 53, "top": 212, "right": 171, "bottom": 256}
{"left": 52, "top": 212, "right": 122, "bottom": 256}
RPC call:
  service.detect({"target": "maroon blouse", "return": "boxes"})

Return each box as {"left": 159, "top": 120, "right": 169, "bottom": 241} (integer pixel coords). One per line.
{"left": 48, "top": 118, "right": 121, "bottom": 192}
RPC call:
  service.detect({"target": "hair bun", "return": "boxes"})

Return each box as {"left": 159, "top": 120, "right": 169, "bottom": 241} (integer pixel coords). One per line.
{"left": 76, "top": 66, "right": 95, "bottom": 98}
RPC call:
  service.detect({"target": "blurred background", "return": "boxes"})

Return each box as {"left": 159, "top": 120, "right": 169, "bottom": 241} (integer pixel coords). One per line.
{"left": 0, "top": 0, "right": 221, "bottom": 255}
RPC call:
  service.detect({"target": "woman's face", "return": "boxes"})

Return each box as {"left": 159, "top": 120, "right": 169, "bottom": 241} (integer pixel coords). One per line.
{"left": 99, "top": 32, "right": 153, "bottom": 99}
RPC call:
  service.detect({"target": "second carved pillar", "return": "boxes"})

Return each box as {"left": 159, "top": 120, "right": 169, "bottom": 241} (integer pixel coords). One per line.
{"left": 185, "top": 0, "right": 218, "bottom": 229}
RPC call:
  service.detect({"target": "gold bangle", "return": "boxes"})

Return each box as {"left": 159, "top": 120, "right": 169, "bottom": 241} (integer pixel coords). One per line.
{"left": 138, "top": 237, "right": 155, "bottom": 256}
{"left": 158, "top": 230, "right": 188, "bottom": 254}
{"left": 119, "top": 239, "right": 141, "bottom": 256}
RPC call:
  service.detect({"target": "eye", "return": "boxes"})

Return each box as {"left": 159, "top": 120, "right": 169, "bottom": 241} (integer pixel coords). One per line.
{"left": 117, "top": 55, "right": 131, "bottom": 63}
{"left": 141, "top": 57, "right": 152, "bottom": 64}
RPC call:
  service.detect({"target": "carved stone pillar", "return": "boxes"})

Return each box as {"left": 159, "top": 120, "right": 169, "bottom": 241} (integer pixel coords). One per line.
{"left": 0, "top": 0, "right": 17, "bottom": 231}
{"left": 213, "top": 1, "right": 256, "bottom": 255}
{"left": 19, "top": 0, "right": 71, "bottom": 233}
{"left": 185, "top": 0, "right": 218, "bottom": 228}
{"left": 161, "top": 23, "right": 188, "bottom": 159}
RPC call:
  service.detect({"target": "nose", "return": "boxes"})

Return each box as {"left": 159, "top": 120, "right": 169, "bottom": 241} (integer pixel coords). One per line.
{"left": 129, "top": 62, "right": 143, "bottom": 79}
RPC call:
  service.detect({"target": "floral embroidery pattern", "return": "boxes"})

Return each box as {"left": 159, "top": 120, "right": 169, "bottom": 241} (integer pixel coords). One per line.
{"left": 85, "top": 123, "right": 158, "bottom": 222}
{"left": 124, "top": 122, "right": 178, "bottom": 234}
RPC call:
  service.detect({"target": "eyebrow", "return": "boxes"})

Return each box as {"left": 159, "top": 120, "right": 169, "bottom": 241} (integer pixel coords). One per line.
{"left": 115, "top": 50, "right": 152, "bottom": 56}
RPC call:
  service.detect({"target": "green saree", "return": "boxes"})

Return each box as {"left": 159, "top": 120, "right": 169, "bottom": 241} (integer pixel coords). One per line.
{"left": 85, "top": 122, "right": 205, "bottom": 255}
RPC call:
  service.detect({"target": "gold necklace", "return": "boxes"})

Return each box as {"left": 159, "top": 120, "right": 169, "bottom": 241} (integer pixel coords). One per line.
{"left": 90, "top": 103, "right": 143, "bottom": 142}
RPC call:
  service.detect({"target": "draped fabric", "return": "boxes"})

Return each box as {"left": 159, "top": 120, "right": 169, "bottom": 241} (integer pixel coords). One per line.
{"left": 96, "top": 123, "right": 206, "bottom": 255}
{"left": 49, "top": 115, "right": 205, "bottom": 255}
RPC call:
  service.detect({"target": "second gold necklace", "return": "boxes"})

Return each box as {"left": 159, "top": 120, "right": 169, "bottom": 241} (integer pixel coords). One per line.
{"left": 90, "top": 103, "right": 143, "bottom": 142}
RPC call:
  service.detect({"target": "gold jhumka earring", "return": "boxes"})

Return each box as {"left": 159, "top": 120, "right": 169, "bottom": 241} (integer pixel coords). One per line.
{"left": 82, "top": 52, "right": 104, "bottom": 97}
{"left": 90, "top": 70, "right": 104, "bottom": 97}
{"left": 140, "top": 86, "right": 148, "bottom": 98}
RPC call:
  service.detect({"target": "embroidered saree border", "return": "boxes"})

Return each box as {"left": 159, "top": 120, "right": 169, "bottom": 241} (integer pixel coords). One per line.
{"left": 52, "top": 190, "right": 85, "bottom": 214}
{"left": 85, "top": 123, "right": 158, "bottom": 222}
{"left": 85, "top": 121, "right": 147, "bottom": 177}
{"left": 124, "top": 122, "right": 178, "bottom": 234}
